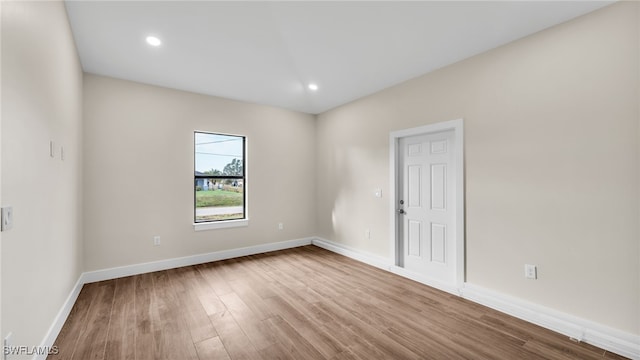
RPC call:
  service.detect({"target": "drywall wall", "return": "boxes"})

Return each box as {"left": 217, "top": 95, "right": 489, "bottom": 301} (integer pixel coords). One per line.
{"left": 1, "top": 0, "right": 84, "bottom": 355}
{"left": 83, "top": 74, "right": 316, "bottom": 271}
{"left": 637, "top": 2, "right": 640, "bottom": 337}
{"left": 316, "top": 2, "right": 639, "bottom": 335}
{"left": 0, "top": 0, "right": 3, "bottom": 343}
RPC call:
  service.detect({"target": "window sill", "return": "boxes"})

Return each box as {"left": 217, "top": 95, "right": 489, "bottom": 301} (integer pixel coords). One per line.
{"left": 193, "top": 218, "right": 249, "bottom": 231}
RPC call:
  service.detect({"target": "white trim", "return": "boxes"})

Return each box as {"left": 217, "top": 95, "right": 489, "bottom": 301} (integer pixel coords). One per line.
{"left": 193, "top": 218, "right": 249, "bottom": 231}
{"left": 193, "top": 130, "right": 249, "bottom": 231}
{"left": 388, "top": 265, "right": 461, "bottom": 296}
{"left": 34, "top": 276, "right": 84, "bottom": 360}
{"left": 462, "top": 284, "right": 640, "bottom": 360}
{"left": 389, "top": 118, "right": 465, "bottom": 287}
{"left": 312, "top": 237, "right": 389, "bottom": 271}
{"left": 82, "top": 237, "right": 312, "bottom": 284}
{"left": 313, "top": 238, "right": 638, "bottom": 359}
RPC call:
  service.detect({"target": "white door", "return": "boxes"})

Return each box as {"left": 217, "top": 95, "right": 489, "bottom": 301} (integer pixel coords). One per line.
{"left": 398, "top": 130, "right": 456, "bottom": 285}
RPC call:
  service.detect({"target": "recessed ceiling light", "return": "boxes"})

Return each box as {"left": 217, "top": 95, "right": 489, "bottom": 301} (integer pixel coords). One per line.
{"left": 146, "top": 36, "right": 162, "bottom": 47}
{"left": 308, "top": 83, "right": 319, "bottom": 91}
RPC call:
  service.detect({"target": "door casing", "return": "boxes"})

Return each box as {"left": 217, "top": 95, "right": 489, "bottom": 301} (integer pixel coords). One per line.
{"left": 389, "top": 119, "right": 465, "bottom": 290}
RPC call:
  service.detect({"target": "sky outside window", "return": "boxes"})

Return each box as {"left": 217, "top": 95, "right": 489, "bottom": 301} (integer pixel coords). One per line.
{"left": 195, "top": 132, "right": 243, "bottom": 174}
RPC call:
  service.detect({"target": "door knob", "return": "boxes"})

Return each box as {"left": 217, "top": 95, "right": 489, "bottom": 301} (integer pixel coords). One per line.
{"left": 398, "top": 209, "right": 406, "bottom": 214}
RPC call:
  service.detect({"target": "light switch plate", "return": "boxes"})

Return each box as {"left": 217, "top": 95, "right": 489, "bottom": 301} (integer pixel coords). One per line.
{"left": 524, "top": 264, "right": 537, "bottom": 279}
{"left": 1, "top": 207, "right": 13, "bottom": 231}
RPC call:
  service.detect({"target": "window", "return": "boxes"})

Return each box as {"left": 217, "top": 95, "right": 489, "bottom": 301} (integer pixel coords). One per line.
{"left": 194, "top": 131, "right": 246, "bottom": 228}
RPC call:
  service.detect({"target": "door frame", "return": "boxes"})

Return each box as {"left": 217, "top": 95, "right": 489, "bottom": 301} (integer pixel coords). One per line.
{"left": 389, "top": 118, "right": 465, "bottom": 290}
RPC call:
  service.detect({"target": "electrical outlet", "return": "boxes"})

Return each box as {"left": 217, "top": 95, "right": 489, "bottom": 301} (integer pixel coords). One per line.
{"left": 365, "top": 228, "right": 371, "bottom": 239}
{"left": 374, "top": 188, "right": 382, "bottom": 198}
{"left": 278, "top": 223, "right": 284, "bottom": 230}
{"left": 524, "top": 264, "right": 537, "bottom": 279}
{"left": 153, "top": 236, "right": 161, "bottom": 246}
{"left": 1, "top": 207, "right": 13, "bottom": 231}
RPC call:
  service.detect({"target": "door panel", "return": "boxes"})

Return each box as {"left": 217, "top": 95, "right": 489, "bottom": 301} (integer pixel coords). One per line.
{"left": 408, "top": 220, "right": 422, "bottom": 257}
{"left": 430, "top": 223, "right": 446, "bottom": 264}
{"left": 430, "top": 163, "right": 447, "bottom": 211}
{"left": 408, "top": 165, "right": 422, "bottom": 208}
{"left": 398, "top": 130, "right": 455, "bottom": 284}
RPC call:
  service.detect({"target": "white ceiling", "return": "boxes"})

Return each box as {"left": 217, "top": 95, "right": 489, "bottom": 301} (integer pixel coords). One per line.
{"left": 65, "top": 1, "right": 612, "bottom": 115}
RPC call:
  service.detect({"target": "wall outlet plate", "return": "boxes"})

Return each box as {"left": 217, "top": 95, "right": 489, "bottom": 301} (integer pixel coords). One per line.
{"left": 1, "top": 207, "right": 13, "bottom": 231}
{"left": 525, "top": 264, "right": 537, "bottom": 279}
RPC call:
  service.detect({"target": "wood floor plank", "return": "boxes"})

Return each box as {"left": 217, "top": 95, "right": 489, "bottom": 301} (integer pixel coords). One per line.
{"left": 258, "top": 341, "right": 303, "bottom": 360}
{"left": 191, "top": 265, "right": 228, "bottom": 316}
{"left": 265, "top": 315, "right": 326, "bottom": 360}
{"left": 104, "top": 276, "right": 136, "bottom": 360}
{"left": 523, "top": 339, "right": 604, "bottom": 360}
{"left": 71, "top": 281, "right": 116, "bottom": 360}
{"left": 218, "top": 291, "right": 277, "bottom": 351}
{"left": 149, "top": 270, "right": 200, "bottom": 360}
{"left": 195, "top": 262, "right": 234, "bottom": 297}
{"left": 209, "top": 309, "right": 262, "bottom": 360}
{"left": 194, "top": 336, "right": 231, "bottom": 360}
{"left": 262, "top": 295, "right": 343, "bottom": 359}
{"left": 49, "top": 283, "right": 101, "bottom": 359}
{"left": 311, "top": 297, "right": 424, "bottom": 360}
{"left": 170, "top": 266, "right": 218, "bottom": 343}
{"left": 605, "top": 350, "right": 631, "bottom": 359}
{"left": 133, "top": 272, "right": 154, "bottom": 360}
{"left": 50, "top": 246, "right": 627, "bottom": 360}
{"left": 227, "top": 275, "right": 277, "bottom": 320}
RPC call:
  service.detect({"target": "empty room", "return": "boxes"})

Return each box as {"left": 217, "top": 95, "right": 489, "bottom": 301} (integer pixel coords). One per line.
{"left": 1, "top": 1, "right": 639, "bottom": 359}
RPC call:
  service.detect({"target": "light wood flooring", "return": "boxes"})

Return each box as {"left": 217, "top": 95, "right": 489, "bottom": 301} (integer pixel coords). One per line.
{"left": 50, "top": 245, "right": 627, "bottom": 359}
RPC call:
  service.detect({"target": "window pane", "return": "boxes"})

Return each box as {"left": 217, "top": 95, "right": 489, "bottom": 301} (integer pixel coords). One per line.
{"left": 195, "top": 132, "right": 244, "bottom": 176}
{"left": 194, "top": 132, "right": 245, "bottom": 223}
{"left": 195, "top": 178, "right": 244, "bottom": 222}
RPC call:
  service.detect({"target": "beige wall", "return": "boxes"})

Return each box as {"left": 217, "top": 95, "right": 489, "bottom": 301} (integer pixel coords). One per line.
{"left": 83, "top": 75, "right": 316, "bottom": 271}
{"left": 0, "top": 0, "right": 4, "bottom": 343}
{"left": 316, "top": 2, "right": 639, "bottom": 335}
{"left": 1, "top": 0, "right": 84, "bottom": 354}
{"left": 0, "top": 0, "right": 3, "bottom": 343}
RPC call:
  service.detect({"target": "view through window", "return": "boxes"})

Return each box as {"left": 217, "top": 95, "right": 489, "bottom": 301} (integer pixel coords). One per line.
{"left": 194, "top": 131, "right": 245, "bottom": 223}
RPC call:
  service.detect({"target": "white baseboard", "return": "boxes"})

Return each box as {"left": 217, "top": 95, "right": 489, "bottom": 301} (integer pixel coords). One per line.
{"left": 34, "top": 276, "right": 84, "bottom": 360}
{"left": 462, "top": 284, "right": 640, "bottom": 360}
{"left": 312, "top": 236, "right": 639, "bottom": 360}
{"left": 82, "top": 237, "right": 313, "bottom": 284}
{"left": 311, "top": 237, "right": 389, "bottom": 270}
{"left": 35, "top": 237, "right": 313, "bottom": 360}
{"left": 388, "top": 265, "right": 461, "bottom": 296}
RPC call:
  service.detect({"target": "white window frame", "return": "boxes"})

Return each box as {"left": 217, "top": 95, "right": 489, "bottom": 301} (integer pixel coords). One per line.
{"left": 193, "top": 131, "right": 249, "bottom": 231}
